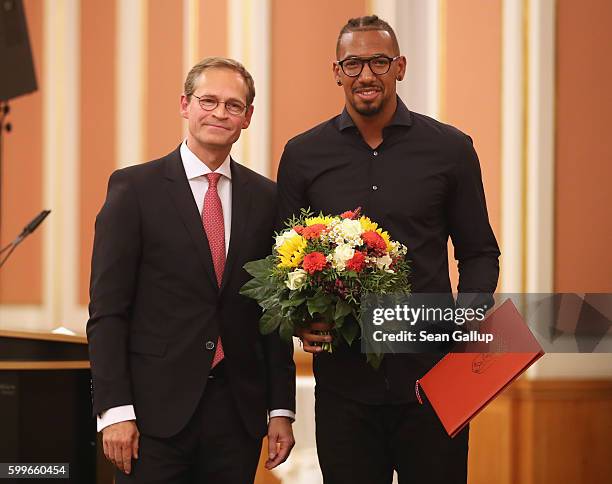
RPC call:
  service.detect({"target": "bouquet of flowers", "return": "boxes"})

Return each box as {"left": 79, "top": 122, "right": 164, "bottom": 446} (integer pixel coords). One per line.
{"left": 240, "top": 208, "right": 410, "bottom": 367}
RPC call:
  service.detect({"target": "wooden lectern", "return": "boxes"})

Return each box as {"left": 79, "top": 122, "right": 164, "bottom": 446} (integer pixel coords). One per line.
{"left": 0, "top": 329, "right": 111, "bottom": 483}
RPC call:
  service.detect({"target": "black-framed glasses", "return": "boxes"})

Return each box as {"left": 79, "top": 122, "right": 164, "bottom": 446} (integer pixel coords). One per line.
{"left": 336, "top": 55, "right": 400, "bottom": 77}
{"left": 192, "top": 94, "right": 247, "bottom": 116}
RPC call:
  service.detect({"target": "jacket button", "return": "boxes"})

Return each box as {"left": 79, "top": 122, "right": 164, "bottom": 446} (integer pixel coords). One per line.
{"left": 205, "top": 340, "right": 215, "bottom": 351}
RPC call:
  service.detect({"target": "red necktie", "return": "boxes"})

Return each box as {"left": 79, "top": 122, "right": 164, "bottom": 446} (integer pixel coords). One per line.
{"left": 203, "top": 172, "right": 225, "bottom": 367}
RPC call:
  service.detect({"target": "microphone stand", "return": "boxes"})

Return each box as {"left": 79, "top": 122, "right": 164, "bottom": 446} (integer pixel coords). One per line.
{"left": 0, "top": 210, "right": 51, "bottom": 269}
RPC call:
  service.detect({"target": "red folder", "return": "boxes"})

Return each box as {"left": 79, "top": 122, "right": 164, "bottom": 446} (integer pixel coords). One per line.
{"left": 415, "top": 299, "right": 544, "bottom": 437}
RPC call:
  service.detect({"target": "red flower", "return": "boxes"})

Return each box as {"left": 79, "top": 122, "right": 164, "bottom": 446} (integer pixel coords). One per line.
{"left": 302, "top": 224, "right": 326, "bottom": 240}
{"left": 293, "top": 225, "right": 304, "bottom": 235}
{"left": 362, "top": 231, "right": 387, "bottom": 252}
{"left": 346, "top": 251, "right": 367, "bottom": 272}
{"left": 302, "top": 252, "right": 327, "bottom": 274}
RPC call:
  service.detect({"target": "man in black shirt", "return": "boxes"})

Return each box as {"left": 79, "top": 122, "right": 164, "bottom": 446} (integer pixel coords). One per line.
{"left": 276, "top": 15, "right": 500, "bottom": 484}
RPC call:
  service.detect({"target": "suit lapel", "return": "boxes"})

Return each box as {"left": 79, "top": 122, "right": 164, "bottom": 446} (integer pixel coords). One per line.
{"left": 163, "top": 148, "right": 218, "bottom": 292}
{"left": 219, "top": 159, "right": 251, "bottom": 295}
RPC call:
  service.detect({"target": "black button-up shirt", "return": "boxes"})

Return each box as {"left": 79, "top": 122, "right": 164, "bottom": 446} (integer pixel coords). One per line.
{"left": 276, "top": 97, "right": 500, "bottom": 403}
{"left": 277, "top": 97, "right": 500, "bottom": 294}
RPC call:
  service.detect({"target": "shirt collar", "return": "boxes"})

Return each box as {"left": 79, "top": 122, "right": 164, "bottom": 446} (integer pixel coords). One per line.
{"left": 180, "top": 140, "right": 232, "bottom": 181}
{"left": 337, "top": 95, "right": 413, "bottom": 131}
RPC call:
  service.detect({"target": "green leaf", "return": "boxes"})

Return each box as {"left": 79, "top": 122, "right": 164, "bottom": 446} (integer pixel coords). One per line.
{"left": 243, "top": 256, "right": 275, "bottom": 278}
{"left": 279, "top": 318, "right": 295, "bottom": 342}
{"left": 280, "top": 295, "right": 307, "bottom": 308}
{"left": 240, "top": 277, "right": 277, "bottom": 302}
{"left": 260, "top": 294, "right": 281, "bottom": 310}
{"left": 366, "top": 352, "right": 384, "bottom": 370}
{"left": 333, "top": 315, "right": 345, "bottom": 329}
{"left": 307, "top": 294, "right": 332, "bottom": 317}
{"left": 339, "top": 321, "right": 360, "bottom": 347}
{"left": 259, "top": 311, "right": 282, "bottom": 335}
{"left": 334, "top": 299, "right": 353, "bottom": 321}
{"left": 240, "top": 278, "right": 265, "bottom": 299}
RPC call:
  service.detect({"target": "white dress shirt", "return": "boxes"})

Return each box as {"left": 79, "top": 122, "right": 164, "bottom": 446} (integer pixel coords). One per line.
{"left": 97, "top": 141, "right": 295, "bottom": 431}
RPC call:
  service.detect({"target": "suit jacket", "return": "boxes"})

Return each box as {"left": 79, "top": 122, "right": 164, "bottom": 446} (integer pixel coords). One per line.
{"left": 87, "top": 146, "right": 295, "bottom": 439}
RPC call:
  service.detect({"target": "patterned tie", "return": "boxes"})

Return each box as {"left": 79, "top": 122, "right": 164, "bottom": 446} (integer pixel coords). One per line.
{"left": 203, "top": 172, "right": 225, "bottom": 367}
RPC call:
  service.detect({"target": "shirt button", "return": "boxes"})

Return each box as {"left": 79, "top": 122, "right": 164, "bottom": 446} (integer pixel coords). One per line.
{"left": 373, "top": 151, "right": 378, "bottom": 156}
{"left": 205, "top": 340, "right": 215, "bottom": 351}
{"left": 372, "top": 185, "right": 378, "bottom": 191}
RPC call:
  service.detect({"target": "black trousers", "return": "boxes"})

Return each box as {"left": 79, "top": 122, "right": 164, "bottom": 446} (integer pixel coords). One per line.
{"left": 315, "top": 385, "right": 469, "bottom": 484}
{"left": 116, "top": 374, "right": 261, "bottom": 484}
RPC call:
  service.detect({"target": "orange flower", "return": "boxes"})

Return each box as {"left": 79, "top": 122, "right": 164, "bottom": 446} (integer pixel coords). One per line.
{"left": 302, "top": 224, "right": 326, "bottom": 240}
{"left": 302, "top": 251, "right": 327, "bottom": 274}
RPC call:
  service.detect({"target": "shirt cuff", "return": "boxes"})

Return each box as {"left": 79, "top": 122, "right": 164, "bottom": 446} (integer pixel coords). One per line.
{"left": 269, "top": 409, "right": 296, "bottom": 422}
{"left": 97, "top": 405, "right": 136, "bottom": 432}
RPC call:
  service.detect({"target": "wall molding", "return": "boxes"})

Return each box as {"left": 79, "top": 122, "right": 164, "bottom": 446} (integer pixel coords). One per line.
{"left": 525, "top": 0, "right": 555, "bottom": 294}
{"left": 228, "top": 0, "right": 271, "bottom": 177}
{"left": 116, "top": 0, "right": 147, "bottom": 169}
{"left": 500, "top": 0, "right": 526, "bottom": 294}
{"left": 393, "top": 0, "right": 441, "bottom": 118}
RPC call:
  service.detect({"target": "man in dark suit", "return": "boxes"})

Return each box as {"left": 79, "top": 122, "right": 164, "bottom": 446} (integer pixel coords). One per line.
{"left": 87, "top": 57, "right": 296, "bottom": 483}
{"left": 277, "top": 16, "right": 500, "bottom": 484}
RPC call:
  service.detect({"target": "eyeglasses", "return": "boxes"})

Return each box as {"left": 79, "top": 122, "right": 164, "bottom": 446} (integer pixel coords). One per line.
{"left": 192, "top": 94, "right": 247, "bottom": 116}
{"left": 336, "top": 55, "right": 400, "bottom": 77}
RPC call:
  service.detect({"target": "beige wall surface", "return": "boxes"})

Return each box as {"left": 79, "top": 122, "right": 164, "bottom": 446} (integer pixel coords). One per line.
{"left": 442, "top": 0, "right": 502, "bottom": 291}
{"left": 554, "top": 0, "right": 612, "bottom": 293}
{"left": 270, "top": 0, "right": 367, "bottom": 177}
{"left": 78, "top": 0, "right": 117, "bottom": 305}
{"left": 443, "top": 0, "right": 502, "bottom": 238}
{"left": 0, "top": 0, "right": 44, "bottom": 304}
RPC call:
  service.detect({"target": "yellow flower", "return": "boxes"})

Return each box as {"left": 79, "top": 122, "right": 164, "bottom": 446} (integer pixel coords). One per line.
{"left": 359, "top": 216, "right": 378, "bottom": 232}
{"left": 378, "top": 229, "right": 392, "bottom": 251}
{"left": 305, "top": 216, "right": 335, "bottom": 226}
{"left": 277, "top": 235, "right": 307, "bottom": 268}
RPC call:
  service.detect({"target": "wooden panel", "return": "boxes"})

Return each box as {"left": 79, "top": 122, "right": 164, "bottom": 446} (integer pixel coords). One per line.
{"left": 468, "top": 379, "right": 612, "bottom": 484}
{"left": 0, "top": 329, "right": 86, "bottom": 344}
{"left": 0, "top": 0, "right": 44, "bottom": 304}
{"left": 468, "top": 395, "right": 513, "bottom": 484}
{"left": 0, "top": 361, "right": 89, "bottom": 370}
{"left": 79, "top": 0, "right": 117, "bottom": 305}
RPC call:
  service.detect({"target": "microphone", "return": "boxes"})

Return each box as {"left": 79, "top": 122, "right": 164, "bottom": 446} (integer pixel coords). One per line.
{"left": 0, "top": 210, "right": 51, "bottom": 268}
{"left": 18, "top": 209, "right": 51, "bottom": 238}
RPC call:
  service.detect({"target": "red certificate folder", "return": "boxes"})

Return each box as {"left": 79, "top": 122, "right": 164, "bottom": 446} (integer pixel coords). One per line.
{"left": 415, "top": 299, "right": 544, "bottom": 437}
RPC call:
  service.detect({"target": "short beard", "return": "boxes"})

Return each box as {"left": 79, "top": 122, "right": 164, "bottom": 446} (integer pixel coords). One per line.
{"left": 353, "top": 101, "right": 383, "bottom": 117}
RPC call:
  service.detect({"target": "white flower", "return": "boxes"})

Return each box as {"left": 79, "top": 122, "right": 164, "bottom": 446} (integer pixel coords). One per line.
{"left": 286, "top": 268, "right": 308, "bottom": 290}
{"left": 338, "top": 219, "right": 363, "bottom": 239}
{"left": 332, "top": 244, "right": 355, "bottom": 271}
{"left": 376, "top": 254, "right": 393, "bottom": 270}
{"left": 275, "top": 229, "right": 298, "bottom": 249}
